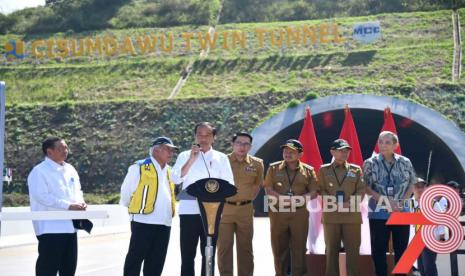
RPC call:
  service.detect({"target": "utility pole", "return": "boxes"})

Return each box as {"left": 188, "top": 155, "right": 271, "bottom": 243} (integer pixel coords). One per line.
{"left": 0, "top": 82, "right": 5, "bottom": 237}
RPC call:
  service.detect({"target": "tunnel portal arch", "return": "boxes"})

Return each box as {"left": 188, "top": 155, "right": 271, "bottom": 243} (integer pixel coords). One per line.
{"left": 251, "top": 94, "right": 465, "bottom": 189}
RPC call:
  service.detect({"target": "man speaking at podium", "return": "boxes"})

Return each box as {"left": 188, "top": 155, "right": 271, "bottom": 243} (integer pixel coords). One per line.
{"left": 172, "top": 122, "right": 234, "bottom": 276}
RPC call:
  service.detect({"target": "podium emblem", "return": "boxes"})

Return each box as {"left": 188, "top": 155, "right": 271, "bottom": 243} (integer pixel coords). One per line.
{"left": 205, "top": 179, "right": 219, "bottom": 193}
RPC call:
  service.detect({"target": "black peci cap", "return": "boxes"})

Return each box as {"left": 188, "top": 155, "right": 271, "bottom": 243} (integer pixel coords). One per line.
{"left": 446, "top": 180, "right": 460, "bottom": 189}
{"left": 280, "top": 139, "right": 303, "bottom": 152}
{"left": 330, "top": 139, "right": 352, "bottom": 150}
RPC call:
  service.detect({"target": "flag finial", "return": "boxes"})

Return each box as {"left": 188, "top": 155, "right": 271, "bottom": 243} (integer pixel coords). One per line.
{"left": 385, "top": 106, "right": 390, "bottom": 114}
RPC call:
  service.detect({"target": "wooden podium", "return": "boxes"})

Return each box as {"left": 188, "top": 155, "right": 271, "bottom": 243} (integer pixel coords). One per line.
{"left": 306, "top": 253, "right": 411, "bottom": 276}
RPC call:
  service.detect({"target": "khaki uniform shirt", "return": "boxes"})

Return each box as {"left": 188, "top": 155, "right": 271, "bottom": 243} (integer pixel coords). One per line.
{"left": 226, "top": 153, "right": 264, "bottom": 202}
{"left": 318, "top": 162, "right": 366, "bottom": 224}
{"left": 264, "top": 160, "right": 318, "bottom": 197}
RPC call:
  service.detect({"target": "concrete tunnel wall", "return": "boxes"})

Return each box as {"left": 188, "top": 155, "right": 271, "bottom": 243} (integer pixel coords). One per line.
{"left": 250, "top": 94, "right": 465, "bottom": 215}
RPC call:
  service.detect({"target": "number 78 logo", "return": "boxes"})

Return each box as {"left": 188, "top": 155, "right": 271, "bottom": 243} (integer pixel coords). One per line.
{"left": 387, "top": 185, "right": 464, "bottom": 274}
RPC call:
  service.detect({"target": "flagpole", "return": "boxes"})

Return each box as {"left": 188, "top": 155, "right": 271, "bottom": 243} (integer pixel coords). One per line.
{"left": 426, "top": 149, "right": 433, "bottom": 183}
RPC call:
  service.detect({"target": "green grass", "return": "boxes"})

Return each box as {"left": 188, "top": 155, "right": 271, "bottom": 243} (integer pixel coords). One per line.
{"left": 1, "top": 7, "right": 464, "bottom": 199}
{"left": 0, "top": 9, "right": 457, "bottom": 104}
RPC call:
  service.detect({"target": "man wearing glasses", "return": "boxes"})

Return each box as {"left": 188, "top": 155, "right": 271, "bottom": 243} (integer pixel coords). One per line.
{"left": 120, "top": 137, "right": 178, "bottom": 276}
{"left": 363, "top": 131, "right": 416, "bottom": 276}
{"left": 217, "top": 132, "right": 264, "bottom": 276}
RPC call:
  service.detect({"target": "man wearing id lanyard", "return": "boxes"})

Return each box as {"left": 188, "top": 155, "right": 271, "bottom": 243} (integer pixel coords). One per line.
{"left": 363, "top": 131, "right": 416, "bottom": 276}
{"left": 318, "top": 139, "right": 365, "bottom": 276}
{"left": 264, "top": 139, "right": 318, "bottom": 276}
{"left": 172, "top": 122, "right": 234, "bottom": 276}
{"left": 217, "top": 132, "right": 264, "bottom": 276}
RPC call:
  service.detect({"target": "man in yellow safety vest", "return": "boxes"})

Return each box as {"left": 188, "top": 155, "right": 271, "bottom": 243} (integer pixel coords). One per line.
{"left": 120, "top": 136, "right": 178, "bottom": 276}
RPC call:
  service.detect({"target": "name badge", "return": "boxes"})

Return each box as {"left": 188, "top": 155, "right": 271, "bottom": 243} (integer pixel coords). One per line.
{"left": 245, "top": 166, "right": 256, "bottom": 172}
{"left": 336, "top": 190, "right": 345, "bottom": 203}
{"left": 346, "top": 171, "right": 356, "bottom": 178}
{"left": 386, "top": 185, "right": 395, "bottom": 197}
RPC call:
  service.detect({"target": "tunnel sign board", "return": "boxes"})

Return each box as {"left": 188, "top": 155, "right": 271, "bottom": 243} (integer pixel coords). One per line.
{"left": 352, "top": 21, "right": 381, "bottom": 43}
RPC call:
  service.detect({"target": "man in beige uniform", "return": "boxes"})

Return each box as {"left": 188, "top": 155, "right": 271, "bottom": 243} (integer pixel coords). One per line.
{"left": 264, "top": 139, "right": 318, "bottom": 276}
{"left": 218, "top": 132, "right": 264, "bottom": 276}
{"left": 318, "top": 139, "right": 365, "bottom": 276}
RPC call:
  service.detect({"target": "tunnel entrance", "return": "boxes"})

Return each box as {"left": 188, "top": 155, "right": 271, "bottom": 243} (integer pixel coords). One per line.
{"left": 251, "top": 94, "right": 465, "bottom": 215}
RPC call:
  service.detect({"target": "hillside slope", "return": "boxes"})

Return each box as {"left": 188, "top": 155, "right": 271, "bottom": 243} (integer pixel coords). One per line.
{"left": 0, "top": 9, "right": 458, "bottom": 103}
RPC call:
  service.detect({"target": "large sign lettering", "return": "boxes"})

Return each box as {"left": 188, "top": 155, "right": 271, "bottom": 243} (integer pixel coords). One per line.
{"left": 3, "top": 23, "right": 345, "bottom": 61}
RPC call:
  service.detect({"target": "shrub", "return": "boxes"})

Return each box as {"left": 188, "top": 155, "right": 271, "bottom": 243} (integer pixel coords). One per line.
{"left": 287, "top": 99, "right": 300, "bottom": 108}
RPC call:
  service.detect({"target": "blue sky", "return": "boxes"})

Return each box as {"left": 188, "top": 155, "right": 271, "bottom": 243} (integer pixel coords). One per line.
{"left": 0, "top": 0, "right": 45, "bottom": 14}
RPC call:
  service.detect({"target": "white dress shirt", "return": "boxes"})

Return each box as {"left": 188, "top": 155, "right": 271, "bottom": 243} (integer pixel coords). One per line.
{"left": 411, "top": 197, "right": 447, "bottom": 240}
{"left": 28, "top": 157, "right": 84, "bottom": 236}
{"left": 120, "top": 157, "right": 173, "bottom": 227}
{"left": 172, "top": 148, "right": 234, "bottom": 215}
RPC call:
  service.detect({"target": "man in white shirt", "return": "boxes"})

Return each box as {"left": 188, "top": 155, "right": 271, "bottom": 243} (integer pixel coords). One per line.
{"left": 172, "top": 122, "right": 234, "bottom": 276}
{"left": 410, "top": 178, "right": 446, "bottom": 276}
{"left": 120, "top": 137, "right": 178, "bottom": 276}
{"left": 28, "top": 137, "right": 87, "bottom": 276}
{"left": 446, "top": 180, "right": 464, "bottom": 215}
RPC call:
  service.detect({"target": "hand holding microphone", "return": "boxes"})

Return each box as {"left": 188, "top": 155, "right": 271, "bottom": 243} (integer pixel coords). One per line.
{"left": 189, "top": 143, "right": 201, "bottom": 162}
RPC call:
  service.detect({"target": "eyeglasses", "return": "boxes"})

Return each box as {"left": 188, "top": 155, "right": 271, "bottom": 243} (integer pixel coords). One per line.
{"left": 234, "top": 142, "right": 252, "bottom": 147}
{"left": 196, "top": 133, "right": 213, "bottom": 138}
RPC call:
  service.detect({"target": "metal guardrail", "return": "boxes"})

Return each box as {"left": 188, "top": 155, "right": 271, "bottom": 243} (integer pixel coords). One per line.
{"left": 0, "top": 210, "right": 108, "bottom": 221}
{"left": 450, "top": 221, "right": 465, "bottom": 276}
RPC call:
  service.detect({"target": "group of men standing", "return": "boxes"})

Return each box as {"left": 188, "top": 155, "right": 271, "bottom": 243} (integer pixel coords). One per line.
{"left": 119, "top": 121, "right": 264, "bottom": 276}
{"left": 28, "top": 121, "right": 457, "bottom": 276}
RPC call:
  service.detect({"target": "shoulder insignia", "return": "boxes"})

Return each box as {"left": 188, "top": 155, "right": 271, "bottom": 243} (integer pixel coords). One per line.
{"left": 269, "top": 161, "right": 281, "bottom": 167}
{"left": 349, "top": 164, "right": 361, "bottom": 173}
{"left": 320, "top": 163, "right": 332, "bottom": 169}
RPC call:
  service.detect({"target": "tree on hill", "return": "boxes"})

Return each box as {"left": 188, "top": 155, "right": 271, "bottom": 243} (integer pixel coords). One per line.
{"left": 45, "top": 0, "right": 61, "bottom": 6}
{"left": 1, "top": 0, "right": 464, "bottom": 34}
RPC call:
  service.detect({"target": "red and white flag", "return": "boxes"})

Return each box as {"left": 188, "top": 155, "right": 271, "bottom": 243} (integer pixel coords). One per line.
{"left": 339, "top": 106, "right": 363, "bottom": 166}
{"left": 298, "top": 107, "right": 325, "bottom": 254}
{"left": 373, "top": 107, "right": 402, "bottom": 155}
{"left": 299, "top": 107, "right": 323, "bottom": 173}
{"left": 338, "top": 105, "right": 371, "bottom": 254}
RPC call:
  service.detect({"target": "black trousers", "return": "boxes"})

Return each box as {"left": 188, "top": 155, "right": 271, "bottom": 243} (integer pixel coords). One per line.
{"left": 417, "top": 247, "right": 438, "bottom": 276}
{"left": 369, "top": 219, "right": 410, "bottom": 276}
{"left": 36, "top": 233, "right": 77, "bottom": 276}
{"left": 180, "top": 214, "right": 217, "bottom": 276}
{"left": 123, "top": 221, "right": 171, "bottom": 276}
